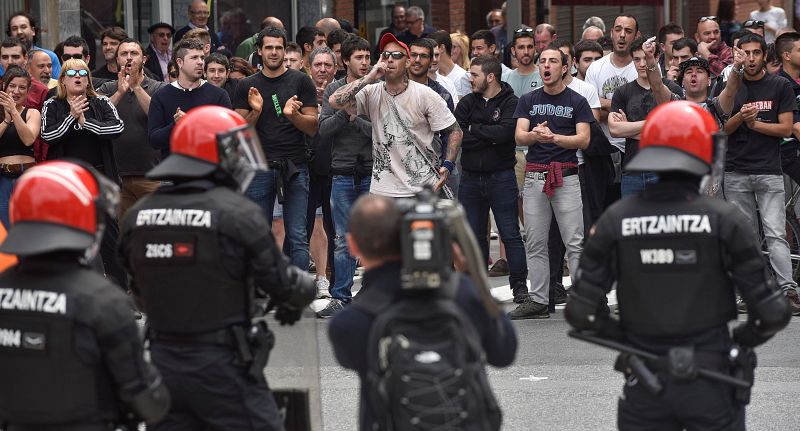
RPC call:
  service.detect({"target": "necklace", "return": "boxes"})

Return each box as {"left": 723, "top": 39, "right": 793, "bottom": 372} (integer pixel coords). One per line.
{"left": 384, "top": 78, "right": 408, "bottom": 96}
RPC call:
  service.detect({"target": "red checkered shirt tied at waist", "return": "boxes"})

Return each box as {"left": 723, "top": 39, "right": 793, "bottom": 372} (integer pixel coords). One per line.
{"left": 526, "top": 161, "right": 578, "bottom": 197}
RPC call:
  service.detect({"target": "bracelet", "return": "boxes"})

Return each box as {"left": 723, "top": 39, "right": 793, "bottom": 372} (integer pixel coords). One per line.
{"left": 646, "top": 64, "right": 658, "bottom": 72}
{"left": 442, "top": 160, "right": 456, "bottom": 174}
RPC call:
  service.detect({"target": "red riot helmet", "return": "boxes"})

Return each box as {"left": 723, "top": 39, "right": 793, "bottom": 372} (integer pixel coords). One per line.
{"left": 0, "top": 161, "right": 120, "bottom": 256}
{"left": 626, "top": 101, "right": 720, "bottom": 176}
{"left": 147, "top": 106, "right": 268, "bottom": 191}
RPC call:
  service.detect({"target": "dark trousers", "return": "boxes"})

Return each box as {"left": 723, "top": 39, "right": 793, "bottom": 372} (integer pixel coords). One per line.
{"left": 618, "top": 377, "right": 745, "bottom": 431}
{"left": 98, "top": 212, "right": 127, "bottom": 288}
{"left": 151, "top": 343, "right": 283, "bottom": 431}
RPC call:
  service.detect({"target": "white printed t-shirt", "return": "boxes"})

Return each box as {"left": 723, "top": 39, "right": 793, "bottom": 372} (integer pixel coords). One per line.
{"left": 584, "top": 53, "right": 637, "bottom": 152}
{"left": 356, "top": 80, "right": 456, "bottom": 197}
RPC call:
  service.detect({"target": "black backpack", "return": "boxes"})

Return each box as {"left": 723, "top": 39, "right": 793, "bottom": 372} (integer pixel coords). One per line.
{"left": 352, "top": 276, "right": 502, "bottom": 431}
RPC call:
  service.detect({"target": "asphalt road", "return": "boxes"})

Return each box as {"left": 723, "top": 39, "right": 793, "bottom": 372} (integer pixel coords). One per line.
{"left": 271, "top": 272, "right": 800, "bottom": 431}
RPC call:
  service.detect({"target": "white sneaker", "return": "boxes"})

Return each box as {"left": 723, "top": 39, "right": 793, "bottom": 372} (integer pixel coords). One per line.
{"left": 316, "top": 277, "right": 330, "bottom": 299}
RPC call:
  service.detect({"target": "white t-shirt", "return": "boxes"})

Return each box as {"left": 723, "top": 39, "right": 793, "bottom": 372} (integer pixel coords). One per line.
{"left": 446, "top": 63, "right": 471, "bottom": 98}
{"left": 435, "top": 71, "right": 459, "bottom": 105}
{"left": 584, "top": 53, "right": 638, "bottom": 152}
{"left": 356, "top": 80, "right": 457, "bottom": 197}
{"left": 750, "top": 6, "right": 787, "bottom": 43}
{"left": 567, "top": 77, "right": 601, "bottom": 165}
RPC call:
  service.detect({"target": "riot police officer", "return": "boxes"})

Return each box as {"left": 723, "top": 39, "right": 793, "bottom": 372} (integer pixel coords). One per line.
{"left": 565, "top": 101, "right": 792, "bottom": 430}
{"left": 0, "top": 161, "right": 170, "bottom": 430}
{"left": 117, "top": 106, "right": 315, "bottom": 430}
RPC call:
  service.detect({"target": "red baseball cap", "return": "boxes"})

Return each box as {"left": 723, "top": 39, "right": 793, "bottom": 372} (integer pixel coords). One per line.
{"left": 379, "top": 32, "right": 410, "bottom": 58}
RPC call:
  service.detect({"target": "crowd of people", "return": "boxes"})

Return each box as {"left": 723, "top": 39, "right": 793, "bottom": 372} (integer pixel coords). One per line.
{"left": 1, "top": 0, "right": 800, "bottom": 322}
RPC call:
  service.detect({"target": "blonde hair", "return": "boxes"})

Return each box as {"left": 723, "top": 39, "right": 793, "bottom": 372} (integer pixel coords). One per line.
{"left": 450, "top": 31, "right": 470, "bottom": 69}
{"left": 56, "top": 58, "right": 97, "bottom": 99}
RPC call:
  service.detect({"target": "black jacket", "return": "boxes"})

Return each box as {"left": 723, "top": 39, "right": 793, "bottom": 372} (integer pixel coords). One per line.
{"left": 144, "top": 45, "right": 166, "bottom": 82}
{"left": 41, "top": 95, "right": 124, "bottom": 181}
{"left": 328, "top": 261, "right": 517, "bottom": 430}
{"left": 455, "top": 82, "right": 518, "bottom": 173}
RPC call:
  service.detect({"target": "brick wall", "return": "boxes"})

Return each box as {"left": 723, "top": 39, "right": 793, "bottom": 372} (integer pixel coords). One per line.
{"left": 333, "top": 0, "right": 354, "bottom": 23}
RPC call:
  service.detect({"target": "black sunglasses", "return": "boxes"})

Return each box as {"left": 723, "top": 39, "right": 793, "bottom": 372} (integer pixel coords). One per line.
{"left": 743, "top": 20, "right": 765, "bottom": 29}
{"left": 698, "top": 16, "right": 718, "bottom": 23}
{"left": 381, "top": 51, "right": 406, "bottom": 60}
{"left": 61, "top": 53, "right": 84, "bottom": 61}
{"left": 65, "top": 69, "right": 89, "bottom": 77}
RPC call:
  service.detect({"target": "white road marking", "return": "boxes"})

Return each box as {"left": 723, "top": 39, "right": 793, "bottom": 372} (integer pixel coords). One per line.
{"left": 520, "top": 375, "right": 549, "bottom": 382}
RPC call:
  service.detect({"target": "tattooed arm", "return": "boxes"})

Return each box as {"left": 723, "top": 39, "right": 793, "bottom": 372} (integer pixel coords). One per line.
{"left": 328, "top": 61, "right": 386, "bottom": 109}
{"left": 440, "top": 121, "right": 463, "bottom": 163}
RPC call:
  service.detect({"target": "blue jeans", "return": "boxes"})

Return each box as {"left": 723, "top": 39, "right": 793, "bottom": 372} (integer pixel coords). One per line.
{"left": 621, "top": 172, "right": 659, "bottom": 197}
{"left": 330, "top": 175, "right": 371, "bottom": 302}
{"left": 724, "top": 173, "right": 796, "bottom": 289}
{"left": 458, "top": 169, "right": 527, "bottom": 286}
{"left": 245, "top": 166, "right": 310, "bottom": 269}
{"left": 0, "top": 175, "right": 16, "bottom": 229}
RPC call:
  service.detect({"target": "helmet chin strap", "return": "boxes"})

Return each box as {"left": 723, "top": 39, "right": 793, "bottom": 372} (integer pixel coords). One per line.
{"left": 83, "top": 224, "right": 106, "bottom": 263}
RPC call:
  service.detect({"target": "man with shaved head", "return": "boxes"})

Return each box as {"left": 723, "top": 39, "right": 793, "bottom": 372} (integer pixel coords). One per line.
{"left": 27, "top": 49, "right": 56, "bottom": 88}
{"left": 236, "top": 16, "right": 285, "bottom": 66}
{"left": 581, "top": 26, "right": 604, "bottom": 42}
{"left": 316, "top": 17, "right": 341, "bottom": 37}
{"left": 174, "top": 0, "right": 224, "bottom": 51}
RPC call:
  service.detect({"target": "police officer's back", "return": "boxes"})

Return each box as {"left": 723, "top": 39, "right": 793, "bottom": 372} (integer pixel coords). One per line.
{"left": 328, "top": 194, "right": 518, "bottom": 430}
{"left": 0, "top": 161, "right": 169, "bottom": 430}
{"left": 117, "top": 106, "right": 315, "bottom": 430}
{"left": 565, "top": 101, "right": 791, "bottom": 430}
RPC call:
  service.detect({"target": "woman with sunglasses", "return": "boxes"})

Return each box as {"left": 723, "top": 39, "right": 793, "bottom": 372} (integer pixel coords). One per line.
{"left": 0, "top": 66, "right": 40, "bottom": 228}
{"left": 41, "top": 59, "right": 123, "bottom": 180}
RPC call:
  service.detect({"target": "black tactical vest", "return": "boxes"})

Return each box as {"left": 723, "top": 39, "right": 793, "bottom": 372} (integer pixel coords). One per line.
{"left": 125, "top": 187, "right": 248, "bottom": 333}
{"left": 0, "top": 267, "right": 118, "bottom": 424}
{"left": 612, "top": 197, "right": 738, "bottom": 337}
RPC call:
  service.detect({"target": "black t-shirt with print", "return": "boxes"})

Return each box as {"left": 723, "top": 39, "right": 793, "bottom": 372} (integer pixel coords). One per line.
{"left": 611, "top": 78, "right": 683, "bottom": 168}
{"left": 727, "top": 73, "right": 796, "bottom": 175}
{"left": 513, "top": 85, "right": 595, "bottom": 164}
{"left": 233, "top": 68, "right": 317, "bottom": 164}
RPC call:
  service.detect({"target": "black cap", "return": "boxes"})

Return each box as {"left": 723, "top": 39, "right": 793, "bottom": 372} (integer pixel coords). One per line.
{"left": 0, "top": 222, "right": 94, "bottom": 256}
{"left": 148, "top": 22, "right": 175, "bottom": 34}
{"left": 678, "top": 56, "right": 711, "bottom": 84}
{"left": 625, "top": 146, "right": 710, "bottom": 176}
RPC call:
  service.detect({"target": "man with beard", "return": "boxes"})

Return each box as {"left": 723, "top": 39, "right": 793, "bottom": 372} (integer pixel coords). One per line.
{"left": 329, "top": 32, "right": 462, "bottom": 198}
{"left": 92, "top": 27, "right": 127, "bottom": 80}
{"left": 455, "top": 55, "right": 528, "bottom": 303}
{"left": 504, "top": 28, "right": 543, "bottom": 97}
{"left": 98, "top": 38, "right": 167, "bottom": 216}
{"left": 695, "top": 16, "right": 733, "bottom": 76}
{"left": 585, "top": 15, "right": 640, "bottom": 203}
{"left": 608, "top": 37, "right": 684, "bottom": 197}
{"left": 317, "top": 35, "right": 373, "bottom": 317}
{"left": 512, "top": 46, "right": 594, "bottom": 319}
{"left": 27, "top": 49, "right": 56, "bottom": 88}
{"left": 148, "top": 38, "right": 231, "bottom": 158}
{"left": 232, "top": 26, "right": 318, "bottom": 270}
{"left": 3, "top": 12, "right": 59, "bottom": 78}
{"left": 722, "top": 32, "right": 800, "bottom": 314}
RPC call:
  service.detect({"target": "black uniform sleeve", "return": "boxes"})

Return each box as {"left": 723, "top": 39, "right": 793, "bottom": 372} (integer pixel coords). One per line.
{"left": 565, "top": 210, "right": 623, "bottom": 340}
{"left": 219, "top": 202, "right": 291, "bottom": 299}
{"left": 720, "top": 206, "right": 792, "bottom": 346}
{"left": 82, "top": 283, "right": 169, "bottom": 423}
{"left": 455, "top": 275, "right": 517, "bottom": 367}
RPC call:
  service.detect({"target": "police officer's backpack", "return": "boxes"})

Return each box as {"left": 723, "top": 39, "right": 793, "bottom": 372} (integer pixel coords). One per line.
{"left": 353, "top": 275, "right": 502, "bottom": 431}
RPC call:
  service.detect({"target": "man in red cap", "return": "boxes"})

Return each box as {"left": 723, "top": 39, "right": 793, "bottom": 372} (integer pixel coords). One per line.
{"left": 328, "top": 32, "right": 462, "bottom": 199}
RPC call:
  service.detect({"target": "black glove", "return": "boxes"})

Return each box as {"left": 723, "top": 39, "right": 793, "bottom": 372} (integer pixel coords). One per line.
{"left": 732, "top": 321, "right": 768, "bottom": 347}
{"left": 274, "top": 304, "right": 303, "bottom": 326}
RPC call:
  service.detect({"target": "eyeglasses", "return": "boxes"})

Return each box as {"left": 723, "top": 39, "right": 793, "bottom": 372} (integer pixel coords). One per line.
{"left": 65, "top": 69, "right": 89, "bottom": 77}
{"left": 743, "top": 20, "right": 765, "bottom": 28}
{"left": 155, "top": 32, "right": 172, "bottom": 38}
{"left": 697, "top": 16, "right": 718, "bottom": 23}
{"left": 515, "top": 28, "right": 534, "bottom": 34}
{"left": 61, "top": 53, "right": 84, "bottom": 61}
{"left": 410, "top": 52, "right": 430, "bottom": 59}
{"left": 190, "top": 10, "right": 210, "bottom": 16}
{"left": 381, "top": 51, "right": 406, "bottom": 59}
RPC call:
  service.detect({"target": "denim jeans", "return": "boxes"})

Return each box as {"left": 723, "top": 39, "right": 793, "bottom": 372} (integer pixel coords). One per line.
{"left": 458, "top": 169, "right": 527, "bottom": 287}
{"left": 621, "top": 172, "right": 659, "bottom": 198}
{"left": 522, "top": 174, "right": 584, "bottom": 304}
{"left": 330, "top": 175, "right": 371, "bottom": 302}
{"left": 723, "top": 172, "right": 796, "bottom": 289}
{"left": 245, "top": 166, "right": 310, "bottom": 269}
{"left": 0, "top": 175, "right": 17, "bottom": 229}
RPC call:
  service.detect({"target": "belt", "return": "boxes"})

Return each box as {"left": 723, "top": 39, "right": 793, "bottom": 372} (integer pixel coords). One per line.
{"left": 525, "top": 167, "right": 579, "bottom": 180}
{"left": 149, "top": 327, "right": 237, "bottom": 347}
{"left": 5, "top": 424, "right": 114, "bottom": 431}
{"left": 0, "top": 162, "right": 35, "bottom": 176}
